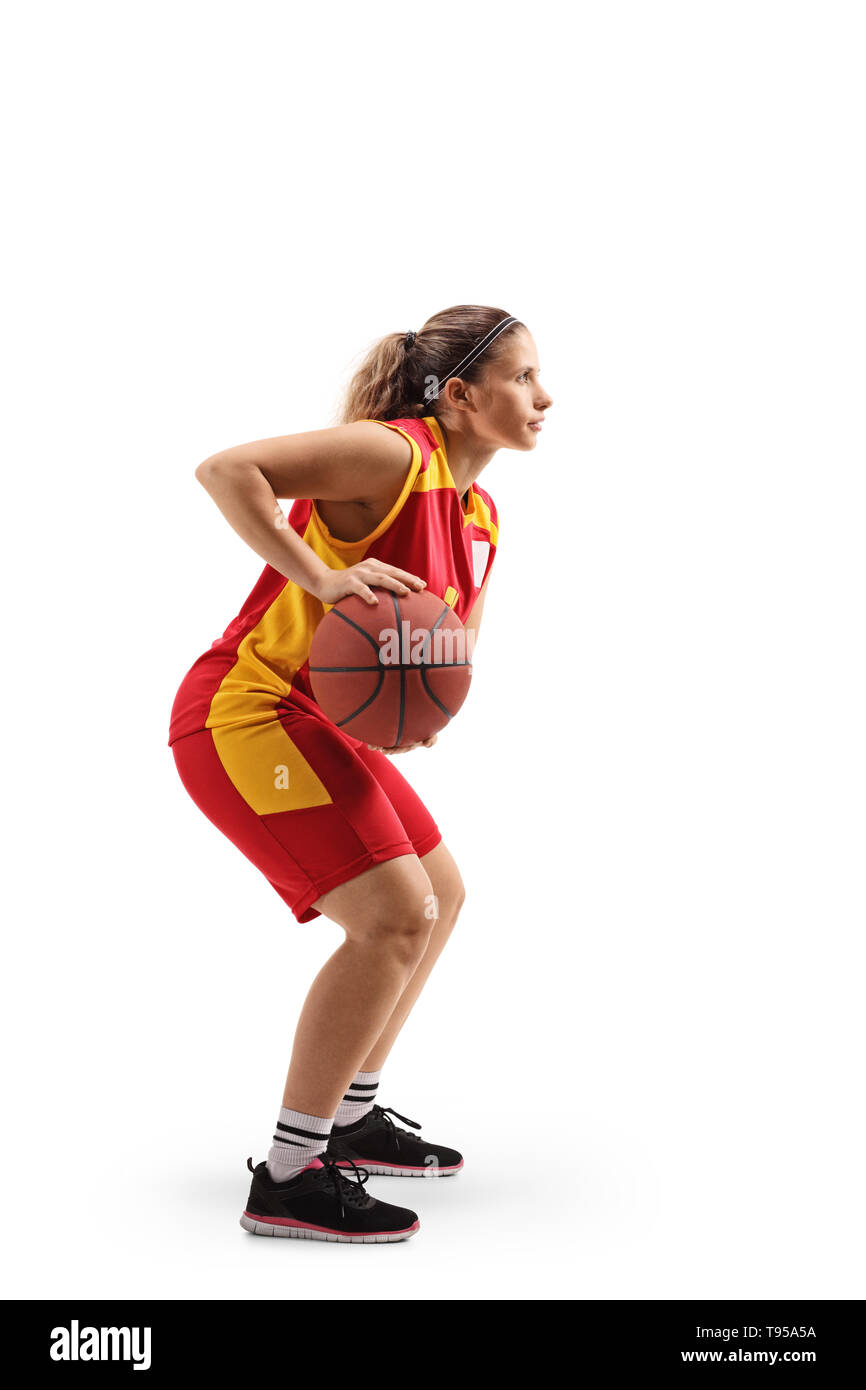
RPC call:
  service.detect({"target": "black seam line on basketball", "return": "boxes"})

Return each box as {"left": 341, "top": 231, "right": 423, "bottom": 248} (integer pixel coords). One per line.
{"left": 336, "top": 665, "right": 385, "bottom": 727}
{"left": 275, "top": 1122, "right": 331, "bottom": 1139}
{"left": 309, "top": 665, "right": 383, "bottom": 672}
{"left": 397, "top": 665, "right": 406, "bottom": 746}
{"left": 419, "top": 603, "right": 452, "bottom": 662}
{"left": 331, "top": 607, "right": 382, "bottom": 655}
{"left": 421, "top": 665, "right": 455, "bottom": 720}
{"left": 391, "top": 591, "right": 406, "bottom": 747}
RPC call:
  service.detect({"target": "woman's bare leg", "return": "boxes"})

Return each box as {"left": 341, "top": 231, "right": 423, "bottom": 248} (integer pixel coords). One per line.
{"left": 280, "top": 853, "right": 434, "bottom": 1114}
{"left": 358, "top": 841, "right": 466, "bottom": 1072}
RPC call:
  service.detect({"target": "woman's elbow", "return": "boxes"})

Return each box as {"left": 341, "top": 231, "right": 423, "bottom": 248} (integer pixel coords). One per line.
{"left": 195, "top": 453, "right": 226, "bottom": 488}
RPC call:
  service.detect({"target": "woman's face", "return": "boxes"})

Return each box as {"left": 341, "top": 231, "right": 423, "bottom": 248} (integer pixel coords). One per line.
{"left": 460, "top": 327, "right": 554, "bottom": 450}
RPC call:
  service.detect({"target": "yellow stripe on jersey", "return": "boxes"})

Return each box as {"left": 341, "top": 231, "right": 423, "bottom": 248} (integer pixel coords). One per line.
{"left": 461, "top": 487, "right": 497, "bottom": 543}
{"left": 206, "top": 521, "right": 334, "bottom": 813}
{"left": 211, "top": 716, "right": 333, "bottom": 815}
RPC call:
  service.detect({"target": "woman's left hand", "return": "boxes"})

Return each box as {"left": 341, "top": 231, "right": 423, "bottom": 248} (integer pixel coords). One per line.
{"left": 367, "top": 733, "right": 438, "bottom": 755}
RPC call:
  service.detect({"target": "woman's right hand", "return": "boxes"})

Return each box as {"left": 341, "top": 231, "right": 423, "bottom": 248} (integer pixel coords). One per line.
{"left": 313, "top": 559, "right": 427, "bottom": 607}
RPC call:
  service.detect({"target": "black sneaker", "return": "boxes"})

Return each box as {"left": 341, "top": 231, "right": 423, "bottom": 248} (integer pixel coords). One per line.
{"left": 240, "top": 1155, "right": 420, "bottom": 1243}
{"left": 327, "top": 1105, "right": 464, "bottom": 1178}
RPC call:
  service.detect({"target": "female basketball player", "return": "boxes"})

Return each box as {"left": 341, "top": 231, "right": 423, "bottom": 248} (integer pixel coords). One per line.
{"left": 169, "top": 306, "right": 553, "bottom": 1242}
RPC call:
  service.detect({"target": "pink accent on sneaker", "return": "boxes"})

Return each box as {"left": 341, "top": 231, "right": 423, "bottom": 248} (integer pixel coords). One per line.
{"left": 304, "top": 1157, "right": 325, "bottom": 1169}
{"left": 244, "top": 1211, "right": 420, "bottom": 1237}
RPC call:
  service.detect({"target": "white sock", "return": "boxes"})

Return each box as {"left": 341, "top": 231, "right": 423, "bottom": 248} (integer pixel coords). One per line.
{"left": 267, "top": 1107, "right": 332, "bottom": 1183}
{"left": 334, "top": 1069, "right": 382, "bottom": 1129}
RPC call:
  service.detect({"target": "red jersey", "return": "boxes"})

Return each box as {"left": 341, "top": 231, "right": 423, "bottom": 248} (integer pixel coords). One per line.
{"left": 168, "top": 415, "right": 499, "bottom": 761}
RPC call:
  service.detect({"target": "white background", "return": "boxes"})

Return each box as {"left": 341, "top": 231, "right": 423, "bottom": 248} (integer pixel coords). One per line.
{"left": 2, "top": 1, "right": 864, "bottom": 1300}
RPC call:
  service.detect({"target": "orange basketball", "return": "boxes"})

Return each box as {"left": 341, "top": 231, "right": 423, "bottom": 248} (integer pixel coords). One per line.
{"left": 308, "top": 588, "right": 473, "bottom": 747}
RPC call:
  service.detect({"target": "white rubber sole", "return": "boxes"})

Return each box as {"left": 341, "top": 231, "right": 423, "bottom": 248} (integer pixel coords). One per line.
{"left": 239, "top": 1212, "right": 419, "bottom": 1243}
{"left": 335, "top": 1160, "right": 463, "bottom": 1178}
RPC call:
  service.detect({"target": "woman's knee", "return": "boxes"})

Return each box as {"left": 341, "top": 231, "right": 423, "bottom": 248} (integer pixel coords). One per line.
{"left": 367, "top": 904, "right": 434, "bottom": 968}
{"left": 319, "top": 854, "right": 436, "bottom": 965}
{"left": 347, "top": 897, "right": 435, "bottom": 970}
{"left": 421, "top": 843, "right": 466, "bottom": 926}
{"left": 450, "top": 871, "right": 467, "bottom": 919}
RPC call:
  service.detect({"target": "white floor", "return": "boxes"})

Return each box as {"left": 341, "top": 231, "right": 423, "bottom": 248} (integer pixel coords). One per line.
{"left": 7, "top": 1133, "right": 860, "bottom": 1301}
{"left": 5, "top": 1036, "right": 862, "bottom": 1301}
{"left": 6, "top": 757, "right": 865, "bottom": 1301}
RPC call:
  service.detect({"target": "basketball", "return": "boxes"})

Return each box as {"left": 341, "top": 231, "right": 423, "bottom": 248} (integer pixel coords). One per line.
{"left": 308, "top": 588, "right": 473, "bottom": 748}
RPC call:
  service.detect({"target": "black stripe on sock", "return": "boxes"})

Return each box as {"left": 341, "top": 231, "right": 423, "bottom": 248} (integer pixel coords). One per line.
{"left": 275, "top": 1121, "right": 329, "bottom": 1140}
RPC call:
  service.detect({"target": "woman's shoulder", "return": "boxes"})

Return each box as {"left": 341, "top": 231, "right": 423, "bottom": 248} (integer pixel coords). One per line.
{"left": 360, "top": 415, "right": 440, "bottom": 473}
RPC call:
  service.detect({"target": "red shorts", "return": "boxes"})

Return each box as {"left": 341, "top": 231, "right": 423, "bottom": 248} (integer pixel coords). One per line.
{"left": 170, "top": 692, "right": 441, "bottom": 924}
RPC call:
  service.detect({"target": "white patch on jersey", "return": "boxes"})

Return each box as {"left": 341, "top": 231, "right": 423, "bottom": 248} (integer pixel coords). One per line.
{"left": 472, "top": 538, "right": 490, "bottom": 589}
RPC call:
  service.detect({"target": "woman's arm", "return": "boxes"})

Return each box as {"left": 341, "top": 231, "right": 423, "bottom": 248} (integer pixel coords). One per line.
{"left": 464, "top": 572, "right": 490, "bottom": 646}
{"left": 194, "top": 422, "right": 425, "bottom": 606}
